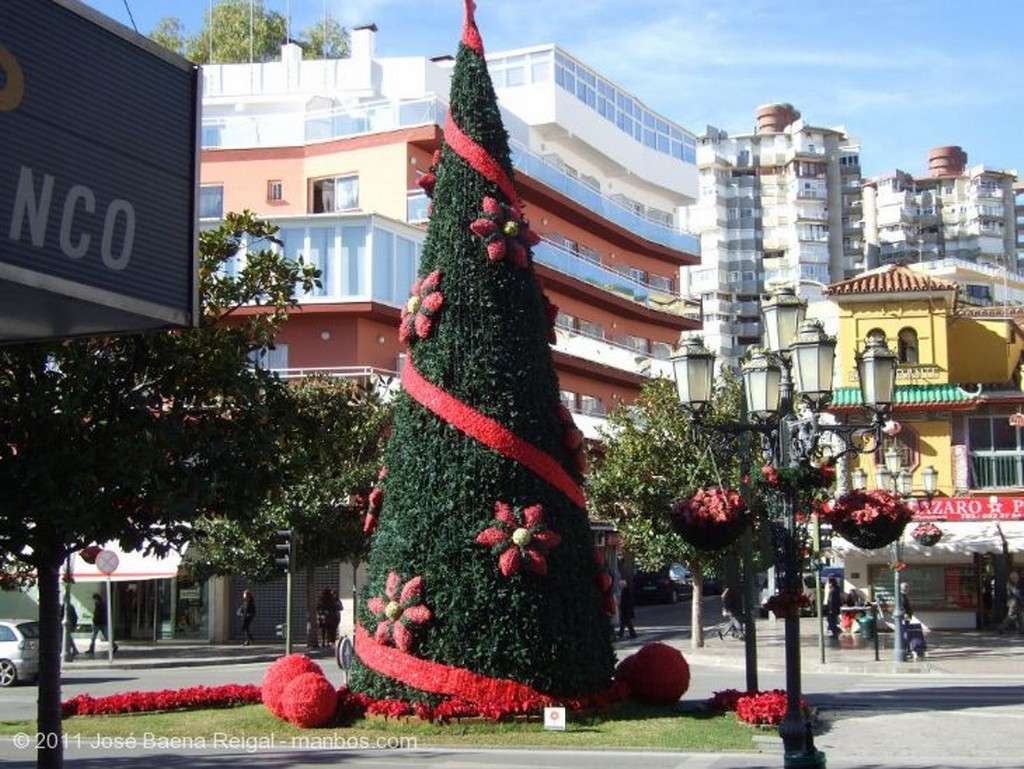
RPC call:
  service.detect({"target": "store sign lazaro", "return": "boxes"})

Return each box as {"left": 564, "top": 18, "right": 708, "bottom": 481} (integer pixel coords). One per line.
{"left": 911, "top": 496, "right": 1024, "bottom": 522}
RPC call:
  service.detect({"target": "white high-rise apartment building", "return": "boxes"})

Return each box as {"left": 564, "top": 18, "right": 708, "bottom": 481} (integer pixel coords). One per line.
{"left": 862, "top": 145, "right": 1018, "bottom": 275}
{"left": 678, "top": 104, "right": 862, "bottom": 369}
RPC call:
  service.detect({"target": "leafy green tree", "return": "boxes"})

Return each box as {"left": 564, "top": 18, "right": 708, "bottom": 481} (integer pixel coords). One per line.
{"left": 148, "top": 16, "right": 186, "bottom": 56}
{"left": 151, "top": 2, "right": 348, "bottom": 64}
{"left": 300, "top": 15, "right": 350, "bottom": 60}
{"left": 587, "top": 372, "right": 752, "bottom": 648}
{"left": 348, "top": 7, "right": 615, "bottom": 707}
{"left": 186, "top": 375, "right": 390, "bottom": 644}
{"left": 0, "top": 211, "right": 317, "bottom": 769}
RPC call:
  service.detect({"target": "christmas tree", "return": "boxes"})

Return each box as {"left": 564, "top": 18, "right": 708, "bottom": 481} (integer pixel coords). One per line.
{"left": 349, "top": 0, "right": 616, "bottom": 708}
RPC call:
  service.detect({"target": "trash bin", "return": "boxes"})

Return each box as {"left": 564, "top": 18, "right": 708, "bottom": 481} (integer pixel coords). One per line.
{"left": 857, "top": 614, "right": 875, "bottom": 640}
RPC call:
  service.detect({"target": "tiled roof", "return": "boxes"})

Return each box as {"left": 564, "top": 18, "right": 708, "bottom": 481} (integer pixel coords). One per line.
{"left": 829, "top": 384, "right": 980, "bottom": 409}
{"left": 824, "top": 264, "right": 959, "bottom": 296}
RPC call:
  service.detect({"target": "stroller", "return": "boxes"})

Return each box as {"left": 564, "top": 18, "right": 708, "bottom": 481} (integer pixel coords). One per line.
{"left": 903, "top": 621, "right": 926, "bottom": 661}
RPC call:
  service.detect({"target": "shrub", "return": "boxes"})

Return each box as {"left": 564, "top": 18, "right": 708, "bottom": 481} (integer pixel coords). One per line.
{"left": 281, "top": 672, "right": 338, "bottom": 728}
{"left": 614, "top": 642, "right": 690, "bottom": 705}
{"left": 262, "top": 654, "right": 324, "bottom": 718}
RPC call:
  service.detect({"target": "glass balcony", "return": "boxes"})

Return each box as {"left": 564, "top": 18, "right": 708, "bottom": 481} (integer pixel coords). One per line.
{"left": 508, "top": 141, "right": 699, "bottom": 254}
{"left": 534, "top": 238, "right": 653, "bottom": 306}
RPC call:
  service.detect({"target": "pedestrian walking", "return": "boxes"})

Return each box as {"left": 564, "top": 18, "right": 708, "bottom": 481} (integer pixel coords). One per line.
{"left": 998, "top": 571, "right": 1022, "bottom": 634}
{"left": 617, "top": 575, "right": 636, "bottom": 640}
{"left": 718, "top": 585, "right": 744, "bottom": 640}
{"left": 825, "top": 576, "right": 842, "bottom": 638}
{"left": 64, "top": 600, "right": 79, "bottom": 659}
{"left": 86, "top": 593, "right": 117, "bottom": 656}
{"left": 238, "top": 589, "right": 256, "bottom": 645}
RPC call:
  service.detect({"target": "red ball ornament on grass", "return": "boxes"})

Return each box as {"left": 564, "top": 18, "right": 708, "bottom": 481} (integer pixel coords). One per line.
{"left": 262, "top": 654, "right": 324, "bottom": 718}
{"left": 282, "top": 671, "right": 339, "bottom": 728}
{"left": 615, "top": 642, "right": 690, "bottom": 705}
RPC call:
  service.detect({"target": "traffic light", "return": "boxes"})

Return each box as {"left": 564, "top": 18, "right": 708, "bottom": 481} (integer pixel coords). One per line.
{"left": 273, "top": 529, "right": 293, "bottom": 573}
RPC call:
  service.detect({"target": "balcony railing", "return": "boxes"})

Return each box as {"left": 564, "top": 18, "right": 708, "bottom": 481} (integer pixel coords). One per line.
{"left": 535, "top": 238, "right": 654, "bottom": 306}
{"left": 969, "top": 453, "right": 1024, "bottom": 489}
{"left": 509, "top": 141, "right": 699, "bottom": 254}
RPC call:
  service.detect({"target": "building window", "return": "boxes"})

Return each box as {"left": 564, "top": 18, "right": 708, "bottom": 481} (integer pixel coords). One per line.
{"left": 560, "top": 390, "right": 578, "bottom": 412}
{"left": 267, "top": 180, "right": 283, "bottom": 201}
{"left": 250, "top": 344, "right": 289, "bottom": 371}
{"left": 968, "top": 416, "right": 1024, "bottom": 489}
{"left": 312, "top": 175, "right": 359, "bottom": 213}
{"left": 555, "top": 311, "right": 577, "bottom": 331}
{"left": 580, "top": 395, "right": 605, "bottom": 416}
{"left": 199, "top": 185, "right": 224, "bottom": 219}
{"left": 578, "top": 319, "right": 604, "bottom": 339}
{"left": 651, "top": 341, "right": 674, "bottom": 360}
{"left": 898, "top": 327, "right": 919, "bottom": 364}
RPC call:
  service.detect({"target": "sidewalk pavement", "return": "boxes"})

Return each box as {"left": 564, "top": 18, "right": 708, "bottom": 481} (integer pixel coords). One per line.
{"left": 64, "top": 617, "right": 1024, "bottom": 676}
{"left": 621, "top": 615, "right": 1024, "bottom": 677}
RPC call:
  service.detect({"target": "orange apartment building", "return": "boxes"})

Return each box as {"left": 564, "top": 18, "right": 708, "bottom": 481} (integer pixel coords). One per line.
{"left": 198, "top": 26, "right": 702, "bottom": 443}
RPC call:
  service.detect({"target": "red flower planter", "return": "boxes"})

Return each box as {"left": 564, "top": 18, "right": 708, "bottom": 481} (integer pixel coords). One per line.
{"left": 822, "top": 489, "right": 913, "bottom": 550}
{"left": 670, "top": 487, "right": 748, "bottom": 551}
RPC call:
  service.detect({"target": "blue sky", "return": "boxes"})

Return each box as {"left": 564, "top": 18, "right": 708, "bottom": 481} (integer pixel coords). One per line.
{"left": 82, "top": 0, "right": 1023, "bottom": 180}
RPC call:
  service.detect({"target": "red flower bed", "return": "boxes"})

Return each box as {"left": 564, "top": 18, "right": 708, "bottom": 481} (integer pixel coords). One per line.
{"left": 62, "top": 684, "right": 260, "bottom": 717}
{"left": 706, "top": 688, "right": 806, "bottom": 726}
{"left": 262, "top": 654, "right": 325, "bottom": 718}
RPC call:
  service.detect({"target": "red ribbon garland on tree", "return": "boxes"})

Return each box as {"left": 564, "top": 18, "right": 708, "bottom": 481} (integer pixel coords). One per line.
{"left": 401, "top": 357, "right": 585, "bottom": 509}
{"left": 355, "top": 623, "right": 554, "bottom": 709}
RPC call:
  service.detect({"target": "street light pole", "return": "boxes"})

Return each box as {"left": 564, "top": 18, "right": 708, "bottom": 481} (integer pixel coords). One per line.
{"left": 671, "top": 286, "right": 898, "bottom": 769}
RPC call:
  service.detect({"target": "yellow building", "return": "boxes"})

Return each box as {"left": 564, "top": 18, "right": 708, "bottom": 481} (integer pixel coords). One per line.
{"left": 823, "top": 264, "right": 1024, "bottom": 629}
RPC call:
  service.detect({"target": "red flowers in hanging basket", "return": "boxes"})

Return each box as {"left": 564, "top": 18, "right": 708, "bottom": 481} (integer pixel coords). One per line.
{"left": 79, "top": 545, "right": 102, "bottom": 564}
{"left": 820, "top": 488, "right": 913, "bottom": 550}
{"left": 762, "top": 590, "right": 810, "bottom": 618}
{"left": 911, "top": 522, "right": 944, "bottom": 547}
{"left": 670, "top": 487, "right": 748, "bottom": 551}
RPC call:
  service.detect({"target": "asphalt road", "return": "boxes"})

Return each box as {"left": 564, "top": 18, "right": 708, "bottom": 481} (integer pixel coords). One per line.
{"left": 2, "top": 598, "right": 1023, "bottom": 768}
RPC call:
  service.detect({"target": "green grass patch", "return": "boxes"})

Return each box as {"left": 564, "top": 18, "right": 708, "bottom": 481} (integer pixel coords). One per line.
{"left": 0, "top": 702, "right": 759, "bottom": 752}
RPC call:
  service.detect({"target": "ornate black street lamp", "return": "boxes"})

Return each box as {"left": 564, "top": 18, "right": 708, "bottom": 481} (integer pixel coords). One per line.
{"left": 672, "top": 286, "right": 899, "bottom": 769}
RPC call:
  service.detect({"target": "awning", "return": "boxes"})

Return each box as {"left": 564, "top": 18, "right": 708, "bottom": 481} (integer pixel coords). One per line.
{"left": 64, "top": 543, "right": 182, "bottom": 582}
{"left": 830, "top": 521, "right": 1024, "bottom": 558}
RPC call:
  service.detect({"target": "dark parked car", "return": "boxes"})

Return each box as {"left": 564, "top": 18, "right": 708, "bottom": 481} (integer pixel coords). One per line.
{"left": 634, "top": 564, "right": 692, "bottom": 604}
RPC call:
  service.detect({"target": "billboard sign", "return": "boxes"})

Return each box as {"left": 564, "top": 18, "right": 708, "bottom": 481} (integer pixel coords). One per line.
{"left": 1, "top": 0, "right": 200, "bottom": 342}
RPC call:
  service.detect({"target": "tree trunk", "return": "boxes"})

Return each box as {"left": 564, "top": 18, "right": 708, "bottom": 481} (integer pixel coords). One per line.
{"left": 37, "top": 557, "right": 64, "bottom": 769}
{"left": 690, "top": 564, "right": 705, "bottom": 649}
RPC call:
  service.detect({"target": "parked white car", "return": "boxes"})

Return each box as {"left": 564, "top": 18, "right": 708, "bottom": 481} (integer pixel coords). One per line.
{"left": 0, "top": 619, "right": 39, "bottom": 686}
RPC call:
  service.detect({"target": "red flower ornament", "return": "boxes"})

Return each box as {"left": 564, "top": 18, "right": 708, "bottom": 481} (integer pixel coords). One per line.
{"left": 416, "top": 149, "right": 442, "bottom": 197}
{"left": 476, "top": 501, "right": 561, "bottom": 577}
{"left": 367, "top": 571, "right": 433, "bottom": 652}
{"left": 469, "top": 196, "right": 540, "bottom": 268}
{"left": 399, "top": 270, "right": 444, "bottom": 345}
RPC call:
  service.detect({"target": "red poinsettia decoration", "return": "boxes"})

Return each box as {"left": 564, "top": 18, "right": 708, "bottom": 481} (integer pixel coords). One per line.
{"left": 416, "top": 149, "right": 442, "bottom": 197}
{"left": 367, "top": 571, "right": 433, "bottom": 652}
{"left": 475, "top": 500, "right": 561, "bottom": 577}
{"left": 79, "top": 545, "right": 102, "bottom": 564}
{"left": 670, "top": 487, "right": 748, "bottom": 551}
{"left": 469, "top": 196, "right": 540, "bottom": 268}
{"left": 399, "top": 270, "right": 444, "bottom": 345}
{"left": 363, "top": 465, "right": 388, "bottom": 534}
{"left": 557, "top": 404, "right": 586, "bottom": 475}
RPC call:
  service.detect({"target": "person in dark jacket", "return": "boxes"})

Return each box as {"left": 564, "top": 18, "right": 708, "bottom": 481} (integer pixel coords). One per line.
{"left": 825, "top": 576, "right": 843, "bottom": 637}
{"left": 86, "top": 593, "right": 117, "bottom": 656}
{"left": 238, "top": 589, "right": 256, "bottom": 645}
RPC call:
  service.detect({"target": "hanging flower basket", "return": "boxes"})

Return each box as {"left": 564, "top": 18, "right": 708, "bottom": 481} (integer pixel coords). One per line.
{"left": 821, "top": 489, "right": 913, "bottom": 550}
{"left": 910, "top": 522, "right": 944, "bottom": 547}
{"left": 670, "top": 487, "right": 748, "bottom": 551}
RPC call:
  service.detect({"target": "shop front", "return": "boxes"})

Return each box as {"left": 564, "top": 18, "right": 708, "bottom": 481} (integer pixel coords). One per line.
{"left": 832, "top": 497, "right": 1024, "bottom": 630}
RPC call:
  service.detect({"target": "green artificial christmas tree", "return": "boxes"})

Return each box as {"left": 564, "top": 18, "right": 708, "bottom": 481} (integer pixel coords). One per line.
{"left": 349, "top": 0, "right": 617, "bottom": 710}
